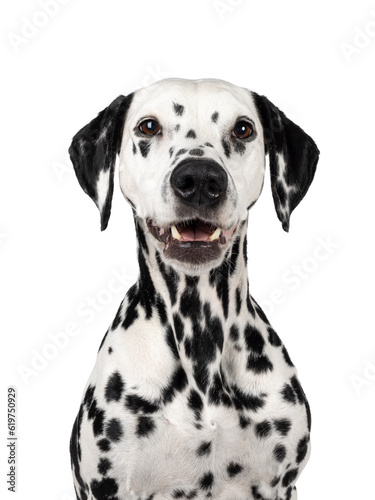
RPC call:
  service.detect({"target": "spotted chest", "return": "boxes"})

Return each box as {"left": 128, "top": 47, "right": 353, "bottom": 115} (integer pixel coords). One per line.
{"left": 71, "top": 237, "right": 311, "bottom": 500}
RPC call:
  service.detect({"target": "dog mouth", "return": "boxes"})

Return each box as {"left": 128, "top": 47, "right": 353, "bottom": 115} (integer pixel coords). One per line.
{"left": 146, "top": 218, "right": 238, "bottom": 264}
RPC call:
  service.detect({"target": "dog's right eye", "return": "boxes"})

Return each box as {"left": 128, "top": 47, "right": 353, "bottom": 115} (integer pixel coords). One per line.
{"left": 139, "top": 119, "right": 161, "bottom": 135}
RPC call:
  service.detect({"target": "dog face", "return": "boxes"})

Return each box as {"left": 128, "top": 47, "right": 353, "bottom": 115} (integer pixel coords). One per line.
{"left": 69, "top": 78, "right": 319, "bottom": 274}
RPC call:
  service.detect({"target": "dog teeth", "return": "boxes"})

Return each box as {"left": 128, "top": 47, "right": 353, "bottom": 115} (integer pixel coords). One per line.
{"left": 171, "top": 225, "right": 182, "bottom": 241}
{"left": 209, "top": 227, "right": 221, "bottom": 241}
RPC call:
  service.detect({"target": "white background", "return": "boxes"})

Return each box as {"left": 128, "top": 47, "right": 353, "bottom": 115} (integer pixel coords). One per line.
{"left": 1, "top": 1, "right": 375, "bottom": 499}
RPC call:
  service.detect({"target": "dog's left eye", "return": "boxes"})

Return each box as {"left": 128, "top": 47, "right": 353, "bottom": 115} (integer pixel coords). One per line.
{"left": 139, "top": 119, "right": 161, "bottom": 135}
{"left": 232, "top": 120, "right": 254, "bottom": 139}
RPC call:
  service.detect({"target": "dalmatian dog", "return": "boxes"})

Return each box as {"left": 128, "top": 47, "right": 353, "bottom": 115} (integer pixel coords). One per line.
{"left": 69, "top": 78, "right": 319, "bottom": 500}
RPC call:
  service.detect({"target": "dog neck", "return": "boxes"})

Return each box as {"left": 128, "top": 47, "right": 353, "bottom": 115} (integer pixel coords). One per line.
{"left": 129, "top": 216, "right": 262, "bottom": 394}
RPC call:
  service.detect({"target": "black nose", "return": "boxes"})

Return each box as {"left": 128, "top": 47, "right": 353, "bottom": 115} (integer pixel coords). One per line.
{"left": 170, "top": 159, "right": 228, "bottom": 208}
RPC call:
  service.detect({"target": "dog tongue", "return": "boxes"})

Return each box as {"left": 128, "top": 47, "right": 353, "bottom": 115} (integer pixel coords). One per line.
{"left": 178, "top": 221, "right": 214, "bottom": 241}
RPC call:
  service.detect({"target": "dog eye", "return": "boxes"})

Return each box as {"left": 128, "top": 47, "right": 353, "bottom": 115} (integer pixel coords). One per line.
{"left": 139, "top": 119, "right": 161, "bottom": 135}
{"left": 232, "top": 120, "right": 254, "bottom": 139}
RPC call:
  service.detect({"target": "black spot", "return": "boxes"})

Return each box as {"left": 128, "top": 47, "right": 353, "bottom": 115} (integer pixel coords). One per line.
{"left": 239, "top": 415, "right": 251, "bottom": 428}
{"left": 156, "top": 252, "right": 179, "bottom": 305}
{"left": 290, "top": 375, "right": 305, "bottom": 404}
{"left": 105, "top": 418, "right": 123, "bottom": 442}
{"left": 229, "top": 235, "right": 240, "bottom": 276}
{"left": 221, "top": 138, "right": 231, "bottom": 158}
{"left": 90, "top": 477, "right": 118, "bottom": 500}
{"left": 97, "top": 438, "right": 111, "bottom": 452}
{"left": 186, "top": 491, "right": 197, "bottom": 499}
{"left": 255, "top": 420, "right": 271, "bottom": 438}
{"left": 209, "top": 262, "right": 229, "bottom": 319}
{"left": 211, "top": 111, "right": 219, "bottom": 123}
{"left": 186, "top": 129, "right": 196, "bottom": 139}
{"left": 285, "top": 486, "right": 293, "bottom": 500}
{"left": 205, "top": 142, "right": 214, "bottom": 147}
{"left": 87, "top": 397, "right": 105, "bottom": 437}
{"left": 273, "top": 444, "right": 287, "bottom": 462}
{"left": 122, "top": 284, "right": 140, "bottom": 330}
{"left": 139, "top": 140, "right": 151, "bottom": 158}
{"left": 244, "top": 324, "right": 265, "bottom": 354}
{"left": 125, "top": 394, "right": 158, "bottom": 414}
{"left": 282, "top": 346, "right": 294, "bottom": 367}
{"left": 247, "top": 353, "right": 273, "bottom": 373}
{"left": 227, "top": 462, "right": 243, "bottom": 477}
{"left": 172, "top": 490, "right": 185, "bottom": 499}
{"left": 108, "top": 347, "right": 113, "bottom": 354}
{"left": 199, "top": 472, "right": 214, "bottom": 490}
{"left": 235, "top": 287, "right": 242, "bottom": 314}
{"left": 84, "top": 385, "right": 95, "bottom": 408}
{"left": 305, "top": 398, "right": 312, "bottom": 432}
{"left": 270, "top": 476, "right": 280, "bottom": 487}
{"left": 188, "top": 389, "right": 203, "bottom": 420}
{"left": 98, "top": 457, "right": 112, "bottom": 475}
{"left": 70, "top": 406, "right": 85, "bottom": 496}
{"left": 282, "top": 467, "right": 299, "bottom": 487}
{"left": 196, "top": 441, "right": 212, "bottom": 456}
{"left": 231, "top": 384, "right": 266, "bottom": 412}
{"left": 111, "top": 301, "right": 124, "bottom": 331}
{"left": 132, "top": 141, "right": 137, "bottom": 155}
{"left": 184, "top": 337, "right": 192, "bottom": 358}
{"left": 155, "top": 295, "right": 168, "bottom": 325}
{"left": 281, "top": 384, "right": 297, "bottom": 404}
{"left": 251, "top": 485, "right": 265, "bottom": 499}
{"left": 105, "top": 372, "right": 125, "bottom": 403}
{"left": 189, "top": 148, "right": 204, "bottom": 156}
{"left": 136, "top": 416, "right": 156, "bottom": 437}
{"left": 246, "top": 293, "right": 255, "bottom": 317}
{"left": 296, "top": 435, "right": 309, "bottom": 464}
{"left": 274, "top": 418, "right": 292, "bottom": 436}
{"left": 176, "top": 148, "right": 187, "bottom": 157}
{"left": 268, "top": 327, "right": 282, "bottom": 347}
{"left": 229, "top": 324, "right": 239, "bottom": 342}
{"left": 169, "top": 147, "right": 175, "bottom": 158}
{"left": 208, "top": 372, "right": 231, "bottom": 407}
{"left": 173, "top": 102, "right": 185, "bottom": 116}
{"left": 175, "top": 124, "right": 181, "bottom": 132}
{"left": 162, "top": 365, "right": 188, "bottom": 404}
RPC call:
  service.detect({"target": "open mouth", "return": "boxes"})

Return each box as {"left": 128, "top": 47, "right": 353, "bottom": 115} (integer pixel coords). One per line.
{"left": 147, "top": 218, "right": 237, "bottom": 264}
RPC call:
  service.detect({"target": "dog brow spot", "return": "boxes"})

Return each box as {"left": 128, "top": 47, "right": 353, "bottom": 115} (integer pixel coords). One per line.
{"left": 211, "top": 111, "right": 219, "bottom": 123}
{"left": 173, "top": 102, "right": 185, "bottom": 116}
{"left": 189, "top": 148, "right": 204, "bottom": 157}
{"left": 186, "top": 129, "right": 196, "bottom": 139}
{"left": 205, "top": 142, "right": 214, "bottom": 147}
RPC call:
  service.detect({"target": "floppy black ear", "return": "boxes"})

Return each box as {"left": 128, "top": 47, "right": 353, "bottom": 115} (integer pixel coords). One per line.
{"left": 252, "top": 92, "right": 319, "bottom": 232}
{"left": 69, "top": 94, "right": 133, "bottom": 230}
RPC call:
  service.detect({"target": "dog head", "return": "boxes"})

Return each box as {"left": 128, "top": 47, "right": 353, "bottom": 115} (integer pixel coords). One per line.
{"left": 69, "top": 78, "right": 319, "bottom": 274}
